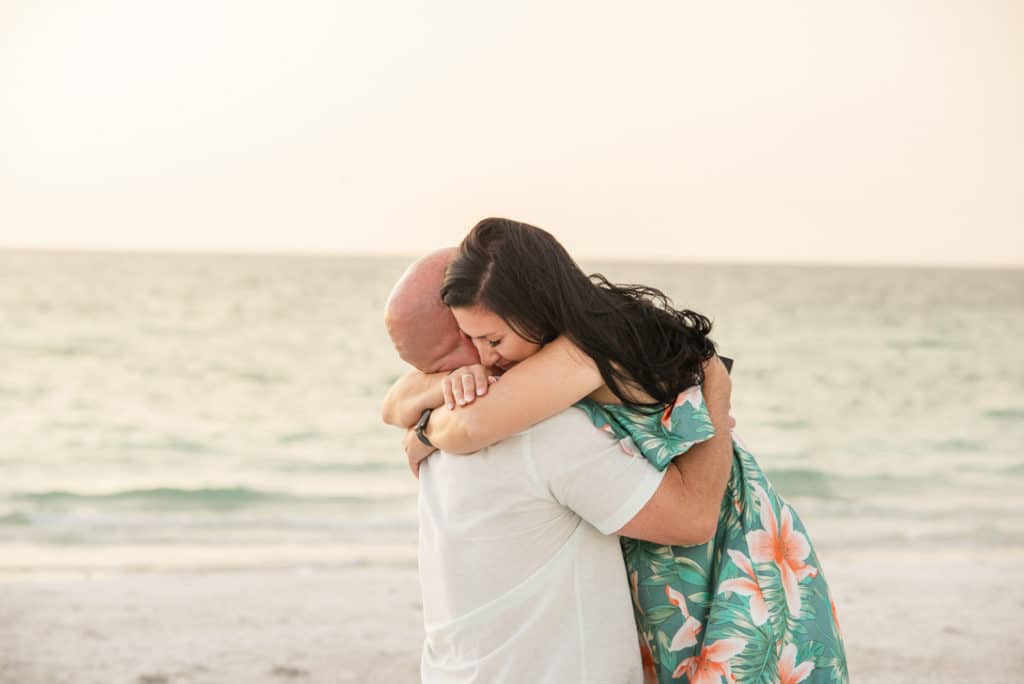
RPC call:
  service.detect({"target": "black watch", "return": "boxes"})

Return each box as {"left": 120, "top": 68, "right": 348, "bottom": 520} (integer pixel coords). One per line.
{"left": 414, "top": 408, "right": 434, "bottom": 448}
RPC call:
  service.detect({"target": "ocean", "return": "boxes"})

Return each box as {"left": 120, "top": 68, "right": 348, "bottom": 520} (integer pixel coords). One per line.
{"left": 1, "top": 249, "right": 1022, "bottom": 572}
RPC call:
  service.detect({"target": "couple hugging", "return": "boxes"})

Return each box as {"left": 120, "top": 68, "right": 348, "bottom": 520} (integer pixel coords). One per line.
{"left": 382, "top": 218, "right": 847, "bottom": 684}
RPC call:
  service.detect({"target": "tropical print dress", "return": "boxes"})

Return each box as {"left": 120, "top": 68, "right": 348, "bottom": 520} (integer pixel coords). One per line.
{"left": 576, "top": 387, "right": 848, "bottom": 684}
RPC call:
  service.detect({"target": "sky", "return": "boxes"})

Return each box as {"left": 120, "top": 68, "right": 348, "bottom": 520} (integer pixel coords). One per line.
{"left": 1, "top": 1, "right": 1021, "bottom": 266}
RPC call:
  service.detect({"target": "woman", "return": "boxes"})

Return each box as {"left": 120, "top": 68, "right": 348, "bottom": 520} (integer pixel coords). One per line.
{"left": 388, "top": 218, "right": 848, "bottom": 683}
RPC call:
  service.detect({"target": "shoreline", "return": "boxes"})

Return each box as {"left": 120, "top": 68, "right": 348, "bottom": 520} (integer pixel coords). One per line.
{"left": 2, "top": 548, "right": 1022, "bottom": 683}
{"left": 1, "top": 543, "right": 1019, "bottom": 577}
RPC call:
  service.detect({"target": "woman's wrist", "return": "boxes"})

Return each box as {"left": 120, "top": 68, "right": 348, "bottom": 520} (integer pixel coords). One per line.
{"left": 422, "top": 404, "right": 474, "bottom": 454}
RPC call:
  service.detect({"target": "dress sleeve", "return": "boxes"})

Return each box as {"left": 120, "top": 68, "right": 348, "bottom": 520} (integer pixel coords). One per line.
{"left": 574, "top": 385, "right": 715, "bottom": 471}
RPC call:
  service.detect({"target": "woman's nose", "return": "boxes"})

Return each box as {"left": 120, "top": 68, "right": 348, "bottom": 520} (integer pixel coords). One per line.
{"left": 475, "top": 342, "right": 498, "bottom": 365}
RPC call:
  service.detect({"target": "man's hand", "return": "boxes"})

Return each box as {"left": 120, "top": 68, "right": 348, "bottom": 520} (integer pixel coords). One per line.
{"left": 615, "top": 354, "right": 735, "bottom": 547}
{"left": 702, "top": 355, "right": 732, "bottom": 418}
{"left": 704, "top": 355, "right": 737, "bottom": 431}
{"left": 403, "top": 428, "right": 437, "bottom": 478}
{"left": 441, "top": 364, "right": 499, "bottom": 409}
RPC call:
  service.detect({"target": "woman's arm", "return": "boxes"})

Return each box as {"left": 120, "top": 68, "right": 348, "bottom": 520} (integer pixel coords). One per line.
{"left": 423, "top": 336, "right": 605, "bottom": 454}
{"left": 380, "top": 370, "right": 448, "bottom": 428}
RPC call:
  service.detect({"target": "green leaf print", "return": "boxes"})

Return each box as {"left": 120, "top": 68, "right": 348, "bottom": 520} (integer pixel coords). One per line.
{"left": 687, "top": 591, "right": 709, "bottom": 606}
{"left": 654, "top": 628, "right": 678, "bottom": 673}
{"left": 673, "top": 555, "right": 707, "bottom": 577}
{"left": 644, "top": 605, "right": 678, "bottom": 625}
{"left": 676, "top": 567, "right": 705, "bottom": 586}
{"left": 804, "top": 640, "right": 827, "bottom": 661}
{"left": 577, "top": 388, "right": 847, "bottom": 683}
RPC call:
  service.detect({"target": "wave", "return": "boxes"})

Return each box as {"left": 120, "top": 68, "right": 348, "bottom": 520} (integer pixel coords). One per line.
{"left": 9, "top": 486, "right": 407, "bottom": 511}
{"left": 934, "top": 438, "right": 986, "bottom": 453}
{"left": 884, "top": 338, "right": 963, "bottom": 350}
{"left": 0, "top": 508, "right": 417, "bottom": 531}
{"left": 984, "top": 408, "right": 1024, "bottom": 422}
{"left": 271, "top": 461, "right": 405, "bottom": 473}
{"left": 763, "top": 468, "right": 832, "bottom": 498}
{"left": 0, "top": 512, "right": 31, "bottom": 526}
{"left": 762, "top": 419, "right": 812, "bottom": 431}
{"left": 765, "top": 469, "right": 958, "bottom": 500}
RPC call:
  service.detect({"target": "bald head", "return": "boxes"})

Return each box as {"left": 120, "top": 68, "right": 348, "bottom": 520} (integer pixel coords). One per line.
{"left": 384, "top": 248, "right": 479, "bottom": 373}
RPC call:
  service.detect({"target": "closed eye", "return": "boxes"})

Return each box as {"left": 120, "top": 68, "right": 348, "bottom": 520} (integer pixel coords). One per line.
{"left": 488, "top": 339, "right": 501, "bottom": 348}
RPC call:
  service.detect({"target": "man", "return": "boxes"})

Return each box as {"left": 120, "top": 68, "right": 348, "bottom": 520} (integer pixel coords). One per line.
{"left": 382, "top": 250, "right": 732, "bottom": 683}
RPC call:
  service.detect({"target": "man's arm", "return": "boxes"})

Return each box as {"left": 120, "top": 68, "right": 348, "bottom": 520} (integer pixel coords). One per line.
{"left": 381, "top": 370, "right": 447, "bottom": 428}
{"left": 616, "top": 356, "right": 733, "bottom": 547}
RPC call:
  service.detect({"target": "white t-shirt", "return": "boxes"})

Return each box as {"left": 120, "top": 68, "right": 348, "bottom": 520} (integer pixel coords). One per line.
{"left": 418, "top": 406, "right": 666, "bottom": 684}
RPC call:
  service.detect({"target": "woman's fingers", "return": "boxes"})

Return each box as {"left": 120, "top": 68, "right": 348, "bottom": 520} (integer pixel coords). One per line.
{"left": 441, "top": 376, "right": 455, "bottom": 410}
{"left": 445, "top": 364, "right": 494, "bottom": 408}
{"left": 472, "top": 366, "right": 488, "bottom": 396}
{"left": 460, "top": 373, "right": 476, "bottom": 404}
{"left": 451, "top": 374, "right": 463, "bottom": 406}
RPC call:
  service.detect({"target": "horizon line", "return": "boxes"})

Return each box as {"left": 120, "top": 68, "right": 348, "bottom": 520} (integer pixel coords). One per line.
{"left": 0, "top": 243, "right": 1021, "bottom": 272}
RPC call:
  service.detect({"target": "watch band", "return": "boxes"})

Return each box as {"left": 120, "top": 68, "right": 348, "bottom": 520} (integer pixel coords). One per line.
{"left": 414, "top": 408, "right": 434, "bottom": 448}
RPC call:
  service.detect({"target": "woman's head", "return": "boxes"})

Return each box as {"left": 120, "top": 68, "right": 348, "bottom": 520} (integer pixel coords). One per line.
{"left": 441, "top": 217, "right": 589, "bottom": 347}
{"left": 448, "top": 304, "right": 541, "bottom": 371}
{"left": 442, "top": 217, "right": 717, "bottom": 407}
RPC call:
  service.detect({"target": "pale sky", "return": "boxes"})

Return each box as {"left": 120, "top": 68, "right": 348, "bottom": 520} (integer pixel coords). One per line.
{"left": 1, "top": 1, "right": 1021, "bottom": 266}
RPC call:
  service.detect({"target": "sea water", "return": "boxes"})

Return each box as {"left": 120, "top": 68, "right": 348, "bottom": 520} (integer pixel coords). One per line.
{"left": 1, "top": 250, "right": 1022, "bottom": 571}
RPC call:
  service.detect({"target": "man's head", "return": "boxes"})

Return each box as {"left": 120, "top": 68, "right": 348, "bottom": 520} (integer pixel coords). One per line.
{"left": 384, "top": 247, "right": 480, "bottom": 373}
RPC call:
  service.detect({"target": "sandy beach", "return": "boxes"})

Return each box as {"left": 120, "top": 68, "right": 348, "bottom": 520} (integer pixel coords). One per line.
{"left": 2, "top": 549, "right": 1022, "bottom": 684}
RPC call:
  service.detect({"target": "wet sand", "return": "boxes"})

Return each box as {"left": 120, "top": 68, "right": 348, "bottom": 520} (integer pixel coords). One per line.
{"left": 1, "top": 550, "right": 1022, "bottom": 683}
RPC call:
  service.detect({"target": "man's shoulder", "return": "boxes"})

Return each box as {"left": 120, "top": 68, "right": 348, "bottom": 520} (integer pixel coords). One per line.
{"left": 526, "top": 406, "right": 615, "bottom": 449}
{"left": 528, "top": 405, "right": 591, "bottom": 431}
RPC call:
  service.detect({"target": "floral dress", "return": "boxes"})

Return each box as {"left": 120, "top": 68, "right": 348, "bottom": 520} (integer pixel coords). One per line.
{"left": 576, "top": 387, "right": 848, "bottom": 684}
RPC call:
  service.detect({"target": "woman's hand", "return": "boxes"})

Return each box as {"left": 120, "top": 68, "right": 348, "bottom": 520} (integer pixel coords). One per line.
{"left": 441, "top": 364, "right": 499, "bottom": 409}
{"left": 403, "top": 428, "right": 437, "bottom": 478}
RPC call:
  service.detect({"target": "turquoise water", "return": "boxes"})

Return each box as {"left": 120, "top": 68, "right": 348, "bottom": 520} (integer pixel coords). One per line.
{"left": 1, "top": 250, "right": 1022, "bottom": 570}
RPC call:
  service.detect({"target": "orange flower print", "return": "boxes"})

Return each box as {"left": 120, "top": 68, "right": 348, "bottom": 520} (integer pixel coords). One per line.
{"left": 718, "top": 550, "right": 768, "bottom": 625}
{"left": 665, "top": 585, "right": 702, "bottom": 651}
{"left": 673, "top": 637, "right": 747, "bottom": 683}
{"left": 639, "top": 631, "right": 658, "bottom": 684}
{"left": 777, "top": 643, "right": 814, "bottom": 684}
{"left": 746, "top": 484, "right": 817, "bottom": 616}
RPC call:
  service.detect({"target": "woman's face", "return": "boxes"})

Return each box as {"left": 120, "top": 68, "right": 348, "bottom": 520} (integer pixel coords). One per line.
{"left": 450, "top": 305, "right": 541, "bottom": 371}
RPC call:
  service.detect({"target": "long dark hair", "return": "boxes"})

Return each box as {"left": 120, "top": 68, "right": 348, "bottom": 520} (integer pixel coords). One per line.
{"left": 441, "top": 217, "right": 716, "bottom": 408}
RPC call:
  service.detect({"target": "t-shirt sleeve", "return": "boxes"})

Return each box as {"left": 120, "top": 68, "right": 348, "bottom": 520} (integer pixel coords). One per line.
{"left": 526, "top": 408, "right": 666, "bottom": 535}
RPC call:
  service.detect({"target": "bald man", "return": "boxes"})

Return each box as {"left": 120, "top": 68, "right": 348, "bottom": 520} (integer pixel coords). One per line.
{"left": 382, "top": 251, "right": 732, "bottom": 683}
{"left": 384, "top": 248, "right": 480, "bottom": 375}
